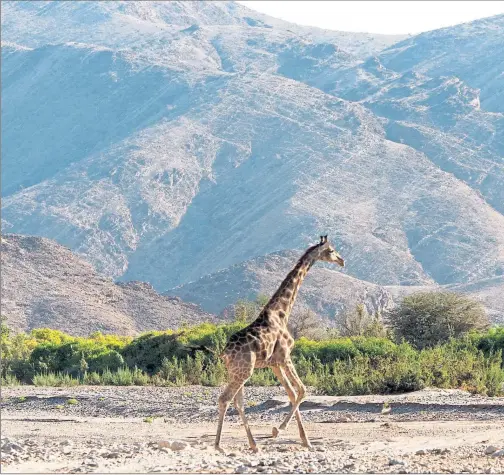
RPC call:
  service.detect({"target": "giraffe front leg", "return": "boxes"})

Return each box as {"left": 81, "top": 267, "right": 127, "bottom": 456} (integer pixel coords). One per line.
{"left": 234, "top": 385, "right": 259, "bottom": 453}
{"left": 271, "top": 366, "right": 311, "bottom": 448}
{"left": 273, "top": 360, "right": 309, "bottom": 444}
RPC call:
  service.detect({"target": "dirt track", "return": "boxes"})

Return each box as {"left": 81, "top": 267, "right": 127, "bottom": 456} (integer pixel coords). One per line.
{"left": 2, "top": 386, "right": 504, "bottom": 473}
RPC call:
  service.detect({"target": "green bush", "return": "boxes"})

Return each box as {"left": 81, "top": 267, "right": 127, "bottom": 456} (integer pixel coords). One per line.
{"left": 33, "top": 372, "right": 80, "bottom": 387}
{"left": 0, "top": 318, "right": 502, "bottom": 396}
{"left": 387, "top": 292, "right": 489, "bottom": 349}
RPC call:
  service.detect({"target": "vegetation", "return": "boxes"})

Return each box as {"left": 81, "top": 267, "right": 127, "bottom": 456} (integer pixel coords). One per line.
{"left": 386, "top": 292, "right": 489, "bottom": 349}
{"left": 338, "top": 304, "right": 390, "bottom": 338}
{"left": 1, "top": 293, "right": 503, "bottom": 396}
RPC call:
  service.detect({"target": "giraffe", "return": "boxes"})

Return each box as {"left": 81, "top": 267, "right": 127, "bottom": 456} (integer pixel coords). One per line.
{"left": 215, "top": 235, "right": 345, "bottom": 452}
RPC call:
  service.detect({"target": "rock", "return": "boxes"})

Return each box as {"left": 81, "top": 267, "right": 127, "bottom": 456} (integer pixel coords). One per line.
{"left": 60, "top": 440, "right": 73, "bottom": 447}
{"left": 491, "top": 449, "right": 504, "bottom": 458}
{"left": 416, "top": 449, "right": 427, "bottom": 455}
{"left": 389, "top": 458, "right": 407, "bottom": 466}
{"left": 236, "top": 465, "right": 249, "bottom": 473}
{"left": 1, "top": 443, "right": 24, "bottom": 453}
{"left": 170, "top": 440, "right": 189, "bottom": 451}
{"left": 62, "top": 446, "right": 72, "bottom": 455}
{"left": 485, "top": 445, "right": 499, "bottom": 455}
{"left": 157, "top": 441, "right": 172, "bottom": 449}
{"left": 104, "top": 451, "right": 120, "bottom": 459}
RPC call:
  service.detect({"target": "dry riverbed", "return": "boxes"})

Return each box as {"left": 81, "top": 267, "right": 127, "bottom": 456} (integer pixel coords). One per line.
{"left": 1, "top": 386, "right": 504, "bottom": 473}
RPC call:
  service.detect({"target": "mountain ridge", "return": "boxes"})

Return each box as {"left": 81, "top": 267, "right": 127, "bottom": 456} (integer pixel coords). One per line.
{"left": 1, "top": 234, "right": 218, "bottom": 335}
{"left": 2, "top": 2, "right": 503, "bottom": 328}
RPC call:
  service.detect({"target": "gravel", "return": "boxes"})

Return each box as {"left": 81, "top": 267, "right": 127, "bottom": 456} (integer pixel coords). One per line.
{"left": 2, "top": 386, "right": 504, "bottom": 473}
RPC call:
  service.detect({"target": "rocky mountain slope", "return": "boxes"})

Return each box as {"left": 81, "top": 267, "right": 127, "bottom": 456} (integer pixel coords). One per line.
{"left": 168, "top": 250, "right": 504, "bottom": 325}
{"left": 1, "top": 234, "right": 217, "bottom": 335}
{"left": 2, "top": 2, "right": 504, "bottom": 327}
{"left": 166, "top": 249, "right": 393, "bottom": 319}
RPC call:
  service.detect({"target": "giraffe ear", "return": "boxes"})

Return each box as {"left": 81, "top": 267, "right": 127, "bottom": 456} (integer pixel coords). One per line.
{"left": 320, "top": 235, "right": 324, "bottom": 244}
{"left": 324, "top": 235, "right": 328, "bottom": 242}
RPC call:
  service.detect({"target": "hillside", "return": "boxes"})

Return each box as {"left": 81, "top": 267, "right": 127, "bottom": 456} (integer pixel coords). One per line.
{"left": 0, "top": 234, "right": 217, "bottom": 335}
{"left": 2, "top": 2, "right": 504, "bottom": 324}
{"left": 167, "top": 249, "right": 393, "bottom": 319}
{"left": 168, "top": 250, "right": 504, "bottom": 325}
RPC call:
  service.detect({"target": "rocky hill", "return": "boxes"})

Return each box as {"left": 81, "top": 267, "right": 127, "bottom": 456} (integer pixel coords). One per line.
{"left": 166, "top": 249, "right": 393, "bottom": 319}
{"left": 1, "top": 2, "right": 504, "bottom": 328}
{"left": 1, "top": 234, "right": 217, "bottom": 335}
{"left": 168, "top": 250, "right": 504, "bottom": 325}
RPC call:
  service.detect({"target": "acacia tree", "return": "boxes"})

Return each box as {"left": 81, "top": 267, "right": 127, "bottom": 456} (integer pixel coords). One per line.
{"left": 338, "top": 304, "right": 389, "bottom": 338}
{"left": 233, "top": 294, "right": 270, "bottom": 323}
{"left": 386, "top": 291, "right": 489, "bottom": 349}
{"left": 288, "top": 309, "right": 326, "bottom": 340}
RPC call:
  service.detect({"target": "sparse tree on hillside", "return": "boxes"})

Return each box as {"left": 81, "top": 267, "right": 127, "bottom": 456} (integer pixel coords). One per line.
{"left": 233, "top": 294, "right": 270, "bottom": 324}
{"left": 337, "top": 304, "right": 389, "bottom": 338}
{"left": 386, "top": 291, "right": 489, "bottom": 349}
{"left": 288, "top": 309, "right": 325, "bottom": 340}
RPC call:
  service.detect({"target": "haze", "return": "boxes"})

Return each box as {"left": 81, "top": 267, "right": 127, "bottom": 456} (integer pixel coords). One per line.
{"left": 238, "top": 1, "right": 504, "bottom": 35}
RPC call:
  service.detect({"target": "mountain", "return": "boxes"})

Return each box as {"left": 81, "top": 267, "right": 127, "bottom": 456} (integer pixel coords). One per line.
{"left": 281, "top": 16, "right": 504, "bottom": 215}
{"left": 170, "top": 251, "right": 504, "bottom": 325}
{"left": 1, "top": 234, "right": 217, "bottom": 335}
{"left": 166, "top": 250, "right": 394, "bottom": 318}
{"left": 2, "top": 2, "right": 504, "bottom": 326}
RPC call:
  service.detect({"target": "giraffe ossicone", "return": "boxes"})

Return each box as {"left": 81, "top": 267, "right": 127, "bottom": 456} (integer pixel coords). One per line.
{"left": 214, "top": 236, "right": 345, "bottom": 452}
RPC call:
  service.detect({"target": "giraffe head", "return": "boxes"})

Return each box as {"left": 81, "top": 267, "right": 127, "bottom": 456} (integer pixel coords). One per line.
{"left": 312, "top": 235, "right": 345, "bottom": 267}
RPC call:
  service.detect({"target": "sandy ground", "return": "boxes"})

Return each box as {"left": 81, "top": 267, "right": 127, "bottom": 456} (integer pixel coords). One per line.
{"left": 1, "top": 386, "right": 504, "bottom": 473}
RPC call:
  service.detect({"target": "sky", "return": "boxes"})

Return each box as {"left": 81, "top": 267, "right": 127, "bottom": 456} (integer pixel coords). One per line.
{"left": 237, "top": 1, "right": 504, "bottom": 35}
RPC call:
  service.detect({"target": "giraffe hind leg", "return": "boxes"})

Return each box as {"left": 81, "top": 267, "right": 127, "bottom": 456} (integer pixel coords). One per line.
{"left": 215, "top": 355, "right": 255, "bottom": 452}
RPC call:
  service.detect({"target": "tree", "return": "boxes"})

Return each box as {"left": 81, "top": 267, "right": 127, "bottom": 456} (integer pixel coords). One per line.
{"left": 386, "top": 291, "right": 489, "bottom": 349}
{"left": 337, "top": 304, "right": 388, "bottom": 338}
{"left": 233, "top": 294, "right": 269, "bottom": 324}
{"left": 288, "top": 309, "right": 325, "bottom": 340}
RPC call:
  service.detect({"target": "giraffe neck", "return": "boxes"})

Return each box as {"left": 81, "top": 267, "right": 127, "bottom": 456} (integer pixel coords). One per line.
{"left": 263, "top": 247, "right": 317, "bottom": 323}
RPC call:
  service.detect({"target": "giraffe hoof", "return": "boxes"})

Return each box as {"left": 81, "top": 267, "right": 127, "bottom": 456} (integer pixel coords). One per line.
{"left": 272, "top": 427, "right": 282, "bottom": 438}
{"left": 249, "top": 446, "right": 260, "bottom": 453}
{"left": 214, "top": 445, "right": 225, "bottom": 454}
{"left": 302, "top": 441, "right": 312, "bottom": 449}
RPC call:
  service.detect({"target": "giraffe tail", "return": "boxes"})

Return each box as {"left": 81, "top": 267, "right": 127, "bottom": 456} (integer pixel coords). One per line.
{"left": 183, "top": 344, "right": 221, "bottom": 357}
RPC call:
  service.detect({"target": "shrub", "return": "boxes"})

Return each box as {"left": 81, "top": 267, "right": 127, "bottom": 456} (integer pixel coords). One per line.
{"left": 121, "top": 331, "right": 185, "bottom": 374}
{"left": 1, "top": 372, "right": 20, "bottom": 386}
{"left": 1, "top": 319, "right": 502, "bottom": 396}
{"left": 33, "top": 372, "right": 79, "bottom": 387}
{"left": 472, "top": 327, "right": 504, "bottom": 366}
{"left": 386, "top": 292, "right": 489, "bottom": 349}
